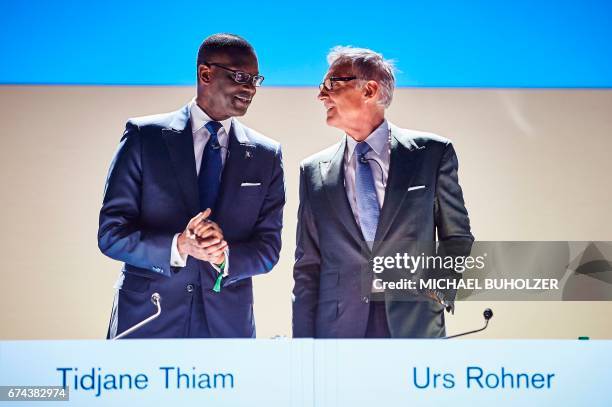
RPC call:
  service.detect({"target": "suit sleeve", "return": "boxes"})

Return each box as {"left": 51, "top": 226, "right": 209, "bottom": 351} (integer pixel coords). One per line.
{"left": 292, "top": 164, "right": 321, "bottom": 337}
{"left": 222, "top": 145, "right": 285, "bottom": 284}
{"left": 433, "top": 142, "right": 474, "bottom": 308}
{"left": 97, "top": 122, "right": 175, "bottom": 277}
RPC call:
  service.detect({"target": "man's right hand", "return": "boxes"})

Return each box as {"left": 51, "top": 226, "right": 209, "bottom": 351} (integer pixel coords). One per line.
{"left": 177, "top": 209, "right": 227, "bottom": 263}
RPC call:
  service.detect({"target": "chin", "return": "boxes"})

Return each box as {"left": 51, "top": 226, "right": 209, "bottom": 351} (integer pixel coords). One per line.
{"left": 327, "top": 118, "right": 346, "bottom": 132}
{"left": 228, "top": 108, "right": 247, "bottom": 117}
{"left": 233, "top": 103, "right": 251, "bottom": 117}
{"left": 326, "top": 115, "right": 337, "bottom": 127}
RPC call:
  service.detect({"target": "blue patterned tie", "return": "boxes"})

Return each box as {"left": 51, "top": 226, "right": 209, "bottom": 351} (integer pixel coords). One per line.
{"left": 198, "top": 121, "right": 223, "bottom": 212}
{"left": 354, "top": 142, "right": 380, "bottom": 245}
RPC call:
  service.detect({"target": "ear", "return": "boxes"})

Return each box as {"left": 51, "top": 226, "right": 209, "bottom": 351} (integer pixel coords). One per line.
{"left": 362, "top": 80, "right": 379, "bottom": 101}
{"left": 197, "top": 64, "right": 212, "bottom": 85}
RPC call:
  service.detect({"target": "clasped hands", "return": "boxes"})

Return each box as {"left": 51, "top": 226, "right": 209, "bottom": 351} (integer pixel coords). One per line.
{"left": 177, "top": 208, "right": 227, "bottom": 265}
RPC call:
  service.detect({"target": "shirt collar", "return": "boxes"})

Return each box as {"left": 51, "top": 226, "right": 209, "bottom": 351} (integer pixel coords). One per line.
{"left": 345, "top": 119, "right": 389, "bottom": 159}
{"left": 189, "top": 99, "right": 233, "bottom": 135}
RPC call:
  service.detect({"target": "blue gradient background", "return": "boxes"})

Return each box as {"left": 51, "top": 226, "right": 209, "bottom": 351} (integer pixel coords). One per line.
{"left": 2, "top": 0, "right": 611, "bottom": 87}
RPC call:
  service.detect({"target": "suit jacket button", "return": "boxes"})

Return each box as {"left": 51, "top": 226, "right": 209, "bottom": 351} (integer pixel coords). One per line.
{"left": 186, "top": 284, "right": 194, "bottom": 293}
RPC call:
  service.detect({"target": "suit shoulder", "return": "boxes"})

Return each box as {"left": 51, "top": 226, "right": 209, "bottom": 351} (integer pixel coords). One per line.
{"left": 125, "top": 110, "right": 178, "bottom": 131}
{"left": 398, "top": 127, "right": 452, "bottom": 147}
{"left": 300, "top": 142, "right": 342, "bottom": 171}
{"left": 121, "top": 105, "right": 189, "bottom": 143}
{"left": 238, "top": 122, "right": 281, "bottom": 153}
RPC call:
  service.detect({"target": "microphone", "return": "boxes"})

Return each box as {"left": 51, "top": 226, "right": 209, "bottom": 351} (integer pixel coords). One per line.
{"left": 441, "top": 308, "right": 493, "bottom": 339}
{"left": 112, "top": 293, "right": 162, "bottom": 340}
{"left": 212, "top": 143, "right": 230, "bottom": 162}
{"left": 358, "top": 154, "right": 387, "bottom": 187}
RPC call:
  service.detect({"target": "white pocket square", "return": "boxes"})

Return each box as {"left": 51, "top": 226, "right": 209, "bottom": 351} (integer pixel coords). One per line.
{"left": 241, "top": 182, "right": 261, "bottom": 187}
{"left": 407, "top": 185, "right": 426, "bottom": 192}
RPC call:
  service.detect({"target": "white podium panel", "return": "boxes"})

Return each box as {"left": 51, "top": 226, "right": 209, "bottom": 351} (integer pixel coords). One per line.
{"left": 0, "top": 339, "right": 312, "bottom": 406}
{"left": 1, "top": 339, "right": 611, "bottom": 406}
{"left": 314, "top": 340, "right": 611, "bottom": 406}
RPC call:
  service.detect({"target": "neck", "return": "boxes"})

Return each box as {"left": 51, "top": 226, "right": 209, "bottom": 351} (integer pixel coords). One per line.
{"left": 345, "top": 114, "right": 385, "bottom": 142}
{"left": 195, "top": 95, "right": 230, "bottom": 121}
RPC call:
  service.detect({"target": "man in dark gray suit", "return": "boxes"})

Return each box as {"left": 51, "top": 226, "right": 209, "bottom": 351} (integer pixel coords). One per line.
{"left": 292, "top": 46, "right": 473, "bottom": 338}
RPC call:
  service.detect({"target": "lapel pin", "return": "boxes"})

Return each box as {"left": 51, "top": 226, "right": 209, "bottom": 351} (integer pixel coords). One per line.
{"left": 245, "top": 151, "right": 252, "bottom": 159}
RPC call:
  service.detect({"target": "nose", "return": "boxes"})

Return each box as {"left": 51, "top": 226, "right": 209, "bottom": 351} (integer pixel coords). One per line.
{"left": 241, "top": 82, "right": 257, "bottom": 96}
{"left": 318, "top": 87, "right": 328, "bottom": 101}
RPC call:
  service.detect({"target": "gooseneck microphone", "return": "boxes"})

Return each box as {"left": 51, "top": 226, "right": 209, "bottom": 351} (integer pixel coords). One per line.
{"left": 441, "top": 308, "right": 493, "bottom": 339}
{"left": 112, "top": 293, "right": 162, "bottom": 340}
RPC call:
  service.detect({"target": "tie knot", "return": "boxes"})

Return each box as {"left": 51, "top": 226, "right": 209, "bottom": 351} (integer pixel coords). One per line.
{"left": 205, "top": 121, "right": 223, "bottom": 137}
{"left": 355, "top": 141, "right": 371, "bottom": 157}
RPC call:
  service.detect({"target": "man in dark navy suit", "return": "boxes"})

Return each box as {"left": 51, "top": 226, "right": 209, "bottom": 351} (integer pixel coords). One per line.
{"left": 99, "top": 33, "right": 285, "bottom": 338}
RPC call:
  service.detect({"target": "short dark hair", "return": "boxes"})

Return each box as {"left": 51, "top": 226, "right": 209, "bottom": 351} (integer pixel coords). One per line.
{"left": 196, "top": 33, "right": 255, "bottom": 68}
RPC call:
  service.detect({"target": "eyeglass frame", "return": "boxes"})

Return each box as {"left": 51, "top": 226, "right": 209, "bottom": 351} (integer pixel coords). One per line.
{"left": 319, "top": 76, "right": 358, "bottom": 92}
{"left": 203, "top": 61, "right": 265, "bottom": 87}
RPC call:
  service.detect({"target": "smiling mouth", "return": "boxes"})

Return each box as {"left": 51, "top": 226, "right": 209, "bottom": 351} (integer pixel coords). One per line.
{"left": 234, "top": 95, "right": 252, "bottom": 104}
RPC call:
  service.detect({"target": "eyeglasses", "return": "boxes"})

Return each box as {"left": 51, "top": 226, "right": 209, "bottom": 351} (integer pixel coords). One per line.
{"left": 319, "top": 76, "right": 357, "bottom": 92}
{"left": 204, "top": 62, "right": 265, "bottom": 87}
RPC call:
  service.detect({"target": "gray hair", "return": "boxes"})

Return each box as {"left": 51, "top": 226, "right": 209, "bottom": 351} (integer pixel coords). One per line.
{"left": 327, "top": 46, "right": 396, "bottom": 108}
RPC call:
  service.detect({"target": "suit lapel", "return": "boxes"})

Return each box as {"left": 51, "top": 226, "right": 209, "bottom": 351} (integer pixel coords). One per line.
{"left": 320, "top": 138, "right": 365, "bottom": 248}
{"left": 214, "top": 120, "right": 256, "bottom": 222}
{"left": 162, "top": 105, "right": 199, "bottom": 216}
{"left": 374, "top": 125, "right": 423, "bottom": 246}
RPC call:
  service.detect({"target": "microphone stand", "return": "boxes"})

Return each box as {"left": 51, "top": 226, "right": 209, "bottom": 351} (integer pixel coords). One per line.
{"left": 112, "top": 293, "right": 162, "bottom": 340}
{"left": 442, "top": 308, "right": 493, "bottom": 339}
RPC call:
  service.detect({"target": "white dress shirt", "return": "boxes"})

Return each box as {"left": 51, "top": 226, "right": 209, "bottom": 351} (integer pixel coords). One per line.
{"left": 344, "top": 119, "right": 391, "bottom": 227}
{"left": 170, "top": 99, "right": 232, "bottom": 274}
